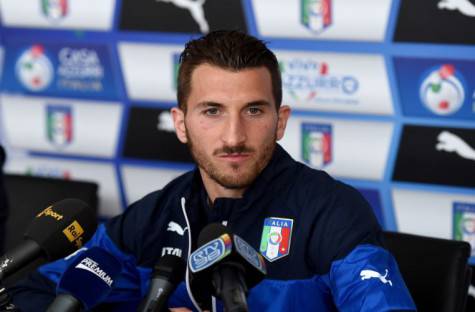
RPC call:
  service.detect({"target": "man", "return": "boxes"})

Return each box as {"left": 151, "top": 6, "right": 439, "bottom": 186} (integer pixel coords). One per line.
{"left": 8, "top": 31, "right": 416, "bottom": 311}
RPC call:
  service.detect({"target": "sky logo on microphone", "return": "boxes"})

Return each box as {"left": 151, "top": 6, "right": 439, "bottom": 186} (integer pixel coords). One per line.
{"left": 234, "top": 235, "right": 266, "bottom": 273}
{"left": 75, "top": 257, "right": 114, "bottom": 286}
{"left": 189, "top": 234, "right": 232, "bottom": 273}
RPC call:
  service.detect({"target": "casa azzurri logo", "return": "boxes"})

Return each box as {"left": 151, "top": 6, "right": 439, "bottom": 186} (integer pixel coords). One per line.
{"left": 15, "top": 45, "right": 54, "bottom": 92}
{"left": 419, "top": 64, "right": 466, "bottom": 116}
{"left": 6, "top": 42, "right": 118, "bottom": 100}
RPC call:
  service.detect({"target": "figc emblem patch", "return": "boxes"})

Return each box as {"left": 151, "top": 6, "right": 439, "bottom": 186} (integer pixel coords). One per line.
{"left": 259, "top": 217, "right": 294, "bottom": 262}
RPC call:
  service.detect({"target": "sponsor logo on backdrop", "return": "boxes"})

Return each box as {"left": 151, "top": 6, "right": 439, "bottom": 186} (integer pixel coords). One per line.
{"left": 252, "top": 0, "right": 390, "bottom": 41}
{"left": 119, "top": 0, "right": 247, "bottom": 34}
{"left": 123, "top": 107, "right": 193, "bottom": 162}
{"left": 420, "top": 64, "right": 465, "bottom": 115}
{"left": 301, "top": 123, "right": 332, "bottom": 168}
{"left": 437, "top": 131, "right": 475, "bottom": 161}
{"left": 453, "top": 202, "right": 475, "bottom": 256}
{"left": 1, "top": 0, "right": 114, "bottom": 31}
{"left": 281, "top": 57, "right": 359, "bottom": 105}
{"left": 46, "top": 105, "right": 73, "bottom": 147}
{"left": 260, "top": 217, "right": 293, "bottom": 262}
{"left": 16, "top": 45, "right": 54, "bottom": 91}
{"left": 156, "top": 0, "right": 210, "bottom": 33}
{"left": 438, "top": 0, "right": 475, "bottom": 17}
{"left": 301, "top": 0, "right": 332, "bottom": 34}
{"left": 42, "top": 0, "right": 69, "bottom": 21}
{"left": 1, "top": 95, "right": 122, "bottom": 158}
{"left": 394, "top": 57, "right": 475, "bottom": 121}
{"left": 6, "top": 43, "right": 117, "bottom": 99}
{"left": 157, "top": 111, "right": 175, "bottom": 132}
{"left": 395, "top": 0, "right": 475, "bottom": 44}
{"left": 393, "top": 125, "right": 475, "bottom": 188}
{"left": 56, "top": 47, "right": 104, "bottom": 93}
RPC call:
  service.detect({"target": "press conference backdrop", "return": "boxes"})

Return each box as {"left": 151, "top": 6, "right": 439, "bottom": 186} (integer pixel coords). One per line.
{"left": 0, "top": 0, "right": 474, "bottom": 265}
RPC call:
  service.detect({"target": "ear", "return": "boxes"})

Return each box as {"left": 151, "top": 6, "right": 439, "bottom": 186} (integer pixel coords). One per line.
{"left": 171, "top": 107, "right": 188, "bottom": 144}
{"left": 276, "top": 105, "right": 291, "bottom": 141}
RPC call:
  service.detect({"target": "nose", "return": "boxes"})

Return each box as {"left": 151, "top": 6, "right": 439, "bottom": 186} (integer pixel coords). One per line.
{"left": 221, "top": 113, "right": 246, "bottom": 146}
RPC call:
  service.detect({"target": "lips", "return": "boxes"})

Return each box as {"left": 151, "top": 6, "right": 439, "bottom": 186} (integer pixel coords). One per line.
{"left": 218, "top": 153, "right": 251, "bottom": 163}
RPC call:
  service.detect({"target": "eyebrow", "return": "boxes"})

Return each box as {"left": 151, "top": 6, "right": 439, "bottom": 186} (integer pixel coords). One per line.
{"left": 245, "top": 100, "right": 272, "bottom": 108}
{"left": 192, "top": 102, "right": 223, "bottom": 113}
{"left": 193, "top": 100, "right": 272, "bottom": 111}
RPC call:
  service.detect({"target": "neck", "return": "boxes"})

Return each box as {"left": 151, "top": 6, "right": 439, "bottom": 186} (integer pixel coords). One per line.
{"left": 199, "top": 169, "right": 246, "bottom": 204}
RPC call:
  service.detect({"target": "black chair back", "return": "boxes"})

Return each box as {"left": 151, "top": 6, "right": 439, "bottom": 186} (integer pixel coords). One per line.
{"left": 2, "top": 173, "right": 98, "bottom": 285}
{"left": 384, "top": 231, "right": 472, "bottom": 312}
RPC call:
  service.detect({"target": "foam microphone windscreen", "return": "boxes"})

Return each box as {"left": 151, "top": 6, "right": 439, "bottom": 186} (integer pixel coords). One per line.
{"left": 197, "top": 223, "right": 228, "bottom": 247}
{"left": 152, "top": 254, "right": 186, "bottom": 284}
{"left": 56, "top": 247, "right": 122, "bottom": 310}
{"left": 25, "top": 198, "right": 97, "bottom": 260}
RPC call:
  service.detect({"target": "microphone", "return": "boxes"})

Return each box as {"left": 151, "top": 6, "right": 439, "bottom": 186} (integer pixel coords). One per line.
{"left": 0, "top": 198, "right": 97, "bottom": 281}
{"left": 188, "top": 223, "right": 266, "bottom": 312}
{"left": 46, "top": 247, "right": 122, "bottom": 312}
{"left": 137, "top": 255, "right": 186, "bottom": 312}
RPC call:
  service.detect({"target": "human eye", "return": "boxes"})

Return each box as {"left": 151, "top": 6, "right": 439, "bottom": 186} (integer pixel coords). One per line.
{"left": 247, "top": 106, "right": 263, "bottom": 115}
{"left": 203, "top": 107, "right": 220, "bottom": 116}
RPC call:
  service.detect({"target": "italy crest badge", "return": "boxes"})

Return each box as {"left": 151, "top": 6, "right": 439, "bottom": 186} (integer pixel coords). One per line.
{"left": 259, "top": 217, "right": 294, "bottom": 262}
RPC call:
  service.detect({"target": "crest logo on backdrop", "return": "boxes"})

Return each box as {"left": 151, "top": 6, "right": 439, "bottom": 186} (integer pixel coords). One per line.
{"left": 42, "top": 0, "right": 69, "bottom": 22}
{"left": 46, "top": 105, "right": 73, "bottom": 147}
{"left": 301, "top": 0, "right": 332, "bottom": 34}
{"left": 301, "top": 123, "right": 333, "bottom": 168}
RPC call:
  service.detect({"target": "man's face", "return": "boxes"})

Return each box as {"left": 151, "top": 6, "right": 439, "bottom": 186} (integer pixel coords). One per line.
{"left": 172, "top": 64, "right": 290, "bottom": 190}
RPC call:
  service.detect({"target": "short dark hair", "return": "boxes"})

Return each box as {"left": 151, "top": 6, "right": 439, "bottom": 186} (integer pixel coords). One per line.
{"left": 177, "top": 30, "right": 282, "bottom": 112}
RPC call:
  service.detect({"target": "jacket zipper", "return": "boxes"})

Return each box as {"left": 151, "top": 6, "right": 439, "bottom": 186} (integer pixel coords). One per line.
{"left": 181, "top": 196, "right": 205, "bottom": 312}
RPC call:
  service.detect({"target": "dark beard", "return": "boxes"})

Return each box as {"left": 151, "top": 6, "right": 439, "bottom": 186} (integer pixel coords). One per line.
{"left": 185, "top": 130, "right": 276, "bottom": 190}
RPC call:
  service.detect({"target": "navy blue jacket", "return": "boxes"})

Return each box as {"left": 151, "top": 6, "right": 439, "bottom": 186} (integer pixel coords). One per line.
{"left": 10, "top": 145, "right": 416, "bottom": 311}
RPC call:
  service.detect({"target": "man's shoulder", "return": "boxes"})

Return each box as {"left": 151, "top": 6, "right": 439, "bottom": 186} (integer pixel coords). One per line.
{"left": 105, "top": 170, "right": 195, "bottom": 261}
{"left": 285, "top": 160, "right": 337, "bottom": 194}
